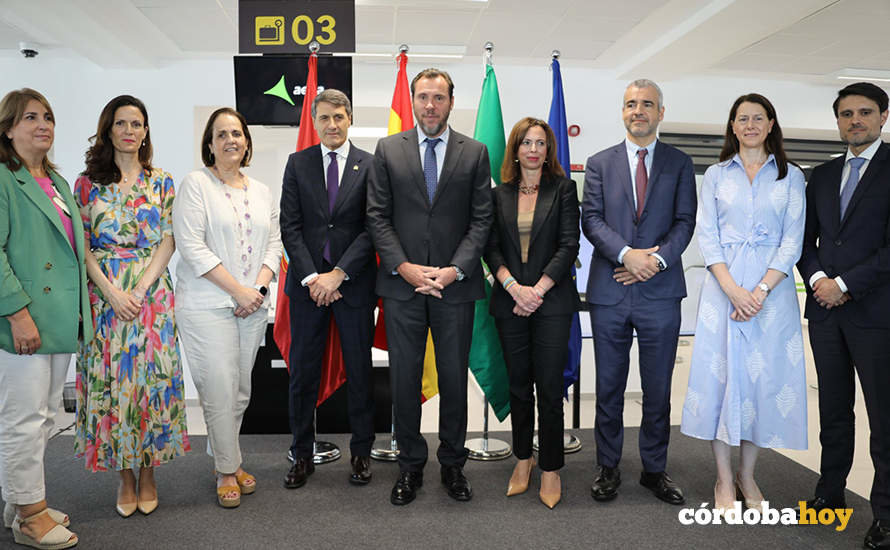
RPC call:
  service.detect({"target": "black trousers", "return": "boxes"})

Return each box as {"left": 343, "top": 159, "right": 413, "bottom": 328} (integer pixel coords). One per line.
{"left": 809, "top": 312, "right": 890, "bottom": 521}
{"left": 383, "top": 295, "right": 475, "bottom": 473}
{"left": 287, "top": 295, "right": 376, "bottom": 459}
{"left": 495, "top": 313, "right": 572, "bottom": 472}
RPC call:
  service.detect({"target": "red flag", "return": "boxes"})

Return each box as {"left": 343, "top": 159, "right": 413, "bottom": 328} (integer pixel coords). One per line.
{"left": 273, "top": 53, "right": 346, "bottom": 406}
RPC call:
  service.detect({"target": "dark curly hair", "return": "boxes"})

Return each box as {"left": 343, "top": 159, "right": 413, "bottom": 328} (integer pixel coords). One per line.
{"left": 82, "top": 95, "right": 153, "bottom": 185}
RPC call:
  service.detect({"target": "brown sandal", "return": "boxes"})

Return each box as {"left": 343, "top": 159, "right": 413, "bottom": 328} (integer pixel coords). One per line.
{"left": 216, "top": 484, "right": 241, "bottom": 508}
{"left": 234, "top": 471, "right": 257, "bottom": 495}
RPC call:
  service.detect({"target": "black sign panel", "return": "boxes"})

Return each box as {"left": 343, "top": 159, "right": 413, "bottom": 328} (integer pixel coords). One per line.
{"left": 239, "top": 0, "right": 355, "bottom": 54}
{"left": 234, "top": 55, "right": 353, "bottom": 126}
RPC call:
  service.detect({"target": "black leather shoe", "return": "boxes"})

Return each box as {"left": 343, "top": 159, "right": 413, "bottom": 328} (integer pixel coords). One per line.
{"left": 591, "top": 465, "right": 621, "bottom": 501}
{"left": 350, "top": 455, "right": 372, "bottom": 485}
{"left": 441, "top": 465, "right": 473, "bottom": 501}
{"left": 640, "top": 471, "right": 685, "bottom": 505}
{"left": 795, "top": 495, "right": 847, "bottom": 518}
{"left": 284, "top": 457, "right": 314, "bottom": 489}
{"left": 865, "top": 520, "right": 890, "bottom": 549}
{"left": 391, "top": 471, "right": 423, "bottom": 505}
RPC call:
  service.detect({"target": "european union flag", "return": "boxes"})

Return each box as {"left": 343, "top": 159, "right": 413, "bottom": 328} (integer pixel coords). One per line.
{"left": 548, "top": 58, "right": 582, "bottom": 397}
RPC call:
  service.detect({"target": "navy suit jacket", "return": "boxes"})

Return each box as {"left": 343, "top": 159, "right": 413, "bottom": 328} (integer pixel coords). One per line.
{"left": 797, "top": 141, "right": 890, "bottom": 328}
{"left": 280, "top": 142, "right": 377, "bottom": 308}
{"left": 581, "top": 140, "right": 696, "bottom": 305}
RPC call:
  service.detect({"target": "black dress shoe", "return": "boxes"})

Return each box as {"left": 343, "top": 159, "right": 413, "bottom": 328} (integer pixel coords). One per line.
{"left": 640, "top": 471, "right": 685, "bottom": 505}
{"left": 795, "top": 495, "right": 847, "bottom": 518}
{"left": 350, "top": 455, "right": 372, "bottom": 485}
{"left": 284, "top": 457, "right": 314, "bottom": 489}
{"left": 591, "top": 465, "right": 621, "bottom": 501}
{"left": 865, "top": 519, "right": 890, "bottom": 549}
{"left": 391, "top": 471, "right": 423, "bottom": 505}
{"left": 441, "top": 465, "right": 473, "bottom": 502}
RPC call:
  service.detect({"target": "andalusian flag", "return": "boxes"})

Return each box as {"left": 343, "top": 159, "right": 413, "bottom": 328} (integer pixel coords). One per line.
{"left": 273, "top": 53, "right": 349, "bottom": 406}
{"left": 378, "top": 52, "right": 439, "bottom": 402}
{"left": 468, "top": 62, "right": 510, "bottom": 421}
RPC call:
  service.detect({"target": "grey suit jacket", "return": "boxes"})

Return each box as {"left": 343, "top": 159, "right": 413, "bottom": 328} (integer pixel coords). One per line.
{"left": 367, "top": 127, "right": 492, "bottom": 302}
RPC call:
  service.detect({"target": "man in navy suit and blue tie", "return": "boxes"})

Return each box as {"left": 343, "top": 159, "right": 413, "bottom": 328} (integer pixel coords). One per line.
{"left": 797, "top": 82, "right": 890, "bottom": 549}
{"left": 582, "top": 79, "right": 696, "bottom": 505}
{"left": 280, "top": 89, "right": 377, "bottom": 490}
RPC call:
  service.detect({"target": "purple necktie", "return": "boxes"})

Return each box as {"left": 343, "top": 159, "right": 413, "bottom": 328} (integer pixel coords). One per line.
{"left": 323, "top": 151, "right": 338, "bottom": 263}
{"left": 635, "top": 148, "right": 648, "bottom": 220}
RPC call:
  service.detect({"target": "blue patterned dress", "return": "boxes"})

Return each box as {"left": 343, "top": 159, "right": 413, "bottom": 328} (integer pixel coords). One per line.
{"left": 680, "top": 155, "right": 807, "bottom": 450}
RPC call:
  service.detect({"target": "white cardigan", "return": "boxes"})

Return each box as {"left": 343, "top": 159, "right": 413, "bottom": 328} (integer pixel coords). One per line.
{"left": 172, "top": 167, "right": 282, "bottom": 311}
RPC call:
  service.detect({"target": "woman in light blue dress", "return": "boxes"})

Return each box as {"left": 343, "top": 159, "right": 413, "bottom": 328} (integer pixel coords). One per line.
{"left": 680, "top": 93, "right": 807, "bottom": 511}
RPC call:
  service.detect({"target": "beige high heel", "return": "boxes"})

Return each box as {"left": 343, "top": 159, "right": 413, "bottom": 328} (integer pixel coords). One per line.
{"left": 506, "top": 457, "right": 535, "bottom": 496}
{"left": 12, "top": 509, "right": 78, "bottom": 550}
{"left": 539, "top": 471, "right": 561, "bottom": 509}
{"left": 735, "top": 473, "right": 765, "bottom": 510}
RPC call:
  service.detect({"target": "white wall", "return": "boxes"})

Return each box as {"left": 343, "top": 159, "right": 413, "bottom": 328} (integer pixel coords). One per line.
{"left": 0, "top": 49, "right": 854, "bottom": 397}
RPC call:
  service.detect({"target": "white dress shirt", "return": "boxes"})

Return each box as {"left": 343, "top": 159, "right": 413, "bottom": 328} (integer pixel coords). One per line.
{"left": 173, "top": 167, "right": 282, "bottom": 310}
{"left": 617, "top": 138, "right": 667, "bottom": 269}
{"left": 808, "top": 138, "right": 883, "bottom": 293}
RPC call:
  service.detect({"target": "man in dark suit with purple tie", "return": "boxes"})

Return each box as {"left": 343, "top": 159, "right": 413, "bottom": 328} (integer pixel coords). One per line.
{"left": 280, "top": 89, "right": 377, "bottom": 490}
{"left": 797, "top": 82, "right": 890, "bottom": 549}
{"left": 582, "top": 79, "right": 696, "bottom": 505}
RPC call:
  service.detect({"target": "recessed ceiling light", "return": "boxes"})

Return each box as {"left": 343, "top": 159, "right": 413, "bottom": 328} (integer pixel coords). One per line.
{"left": 836, "top": 68, "right": 890, "bottom": 82}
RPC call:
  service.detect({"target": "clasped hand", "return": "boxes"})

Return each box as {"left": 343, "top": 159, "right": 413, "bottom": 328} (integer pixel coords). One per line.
{"left": 107, "top": 286, "right": 145, "bottom": 322}
{"left": 812, "top": 278, "right": 850, "bottom": 310}
{"left": 614, "top": 246, "right": 660, "bottom": 285}
{"left": 510, "top": 285, "right": 542, "bottom": 317}
{"left": 233, "top": 286, "right": 265, "bottom": 318}
{"left": 398, "top": 263, "right": 457, "bottom": 299}
{"left": 307, "top": 270, "right": 346, "bottom": 307}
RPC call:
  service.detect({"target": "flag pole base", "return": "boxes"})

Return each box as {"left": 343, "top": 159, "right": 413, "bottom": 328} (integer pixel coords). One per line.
{"left": 287, "top": 442, "right": 341, "bottom": 464}
{"left": 370, "top": 439, "right": 400, "bottom": 461}
{"left": 533, "top": 433, "right": 582, "bottom": 454}
{"left": 466, "top": 437, "right": 512, "bottom": 461}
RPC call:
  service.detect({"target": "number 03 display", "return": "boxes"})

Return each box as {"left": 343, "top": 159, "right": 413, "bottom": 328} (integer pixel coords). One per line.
{"left": 239, "top": 1, "right": 356, "bottom": 54}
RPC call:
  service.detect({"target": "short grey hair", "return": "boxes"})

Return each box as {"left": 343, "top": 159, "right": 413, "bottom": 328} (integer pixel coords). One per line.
{"left": 311, "top": 89, "right": 353, "bottom": 121}
{"left": 626, "top": 79, "right": 663, "bottom": 109}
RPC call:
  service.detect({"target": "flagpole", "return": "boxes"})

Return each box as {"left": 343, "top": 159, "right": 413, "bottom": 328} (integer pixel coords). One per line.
{"left": 465, "top": 41, "right": 511, "bottom": 461}
{"left": 371, "top": 43, "right": 410, "bottom": 463}
{"left": 532, "top": 48, "right": 582, "bottom": 456}
{"left": 307, "top": 39, "right": 341, "bottom": 465}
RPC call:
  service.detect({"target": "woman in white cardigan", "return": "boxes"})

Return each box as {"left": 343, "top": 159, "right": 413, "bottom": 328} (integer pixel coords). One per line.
{"left": 172, "top": 107, "right": 281, "bottom": 509}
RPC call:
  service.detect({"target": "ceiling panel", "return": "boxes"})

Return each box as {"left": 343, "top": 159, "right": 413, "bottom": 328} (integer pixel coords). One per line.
{"left": 139, "top": 6, "right": 235, "bottom": 52}
{"left": 744, "top": 33, "right": 837, "bottom": 57}
{"left": 466, "top": 9, "right": 563, "bottom": 58}
{"left": 392, "top": 8, "right": 481, "bottom": 46}
{"left": 0, "top": 20, "right": 30, "bottom": 49}
{"left": 356, "top": 6, "right": 396, "bottom": 44}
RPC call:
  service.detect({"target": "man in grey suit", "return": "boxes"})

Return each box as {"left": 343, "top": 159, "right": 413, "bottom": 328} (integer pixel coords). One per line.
{"left": 367, "top": 68, "right": 492, "bottom": 505}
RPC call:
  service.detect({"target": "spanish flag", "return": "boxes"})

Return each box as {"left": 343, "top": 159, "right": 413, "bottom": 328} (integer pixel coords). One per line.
{"left": 378, "top": 52, "right": 439, "bottom": 403}
{"left": 273, "top": 52, "right": 348, "bottom": 406}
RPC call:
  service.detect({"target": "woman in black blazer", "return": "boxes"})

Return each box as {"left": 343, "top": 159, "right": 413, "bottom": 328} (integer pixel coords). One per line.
{"left": 484, "top": 117, "right": 580, "bottom": 509}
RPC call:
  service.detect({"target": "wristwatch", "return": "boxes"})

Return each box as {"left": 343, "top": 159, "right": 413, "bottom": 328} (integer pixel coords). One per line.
{"left": 255, "top": 284, "right": 269, "bottom": 296}
{"left": 656, "top": 258, "right": 666, "bottom": 271}
{"left": 757, "top": 282, "right": 770, "bottom": 295}
{"left": 451, "top": 265, "right": 466, "bottom": 281}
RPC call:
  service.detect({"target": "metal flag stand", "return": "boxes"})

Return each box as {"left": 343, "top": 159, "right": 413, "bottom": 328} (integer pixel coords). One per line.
{"left": 467, "top": 396, "right": 512, "bottom": 460}
{"left": 371, "top": 408, "right": 399, "bottom": 461}
{"left": 287, "top": 409, "right": 342, "bottom": 465}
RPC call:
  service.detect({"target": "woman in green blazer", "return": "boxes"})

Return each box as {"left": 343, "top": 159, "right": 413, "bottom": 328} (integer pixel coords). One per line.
{"left": 0, "top": 88, "right": 90, "bottom": 550}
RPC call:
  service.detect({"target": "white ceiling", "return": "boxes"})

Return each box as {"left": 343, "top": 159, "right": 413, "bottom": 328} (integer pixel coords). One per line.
{"left": 1, "top": 0, "right": 888, "bottom": 83}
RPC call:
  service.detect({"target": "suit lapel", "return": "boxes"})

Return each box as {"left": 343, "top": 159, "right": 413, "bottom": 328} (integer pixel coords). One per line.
{"left": 614, "top": 143, "right": 635, "bottom": 215}
{"left": 305, "top": 145, "right": 329, "bottom": 220}
{"left": 432, "top": 129, "right": 463, "bottom": 207}
{"left": 400, "top": 129, "right": 429, "bottom": 204}
{"left": 501, "top": 184, "right": 521, "bottom": 255}
{"left": 331, "top": 142, "right": 361, "bottom": 217}
{"left": 13, "top": 166, "right": 69, "bottom": 242}
{"left": 529, "top": 177, "right": 558, "bottom": 247}
{"left": 841, "top": 142, "right": 888, "bottom": 228}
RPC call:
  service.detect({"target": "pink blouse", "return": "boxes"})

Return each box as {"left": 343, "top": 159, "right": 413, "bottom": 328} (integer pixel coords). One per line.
{"left": 35, "top": 177, "right": 76, "bottom": 251}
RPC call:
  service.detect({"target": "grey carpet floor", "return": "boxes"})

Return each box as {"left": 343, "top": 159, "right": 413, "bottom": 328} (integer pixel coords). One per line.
{"left": 0, "top": 428, "right": 873, "bottom": 549}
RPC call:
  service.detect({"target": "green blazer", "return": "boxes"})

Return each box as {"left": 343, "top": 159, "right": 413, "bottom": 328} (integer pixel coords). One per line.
{"left": 0, "top": 163, "right": 92, "bottom": 353}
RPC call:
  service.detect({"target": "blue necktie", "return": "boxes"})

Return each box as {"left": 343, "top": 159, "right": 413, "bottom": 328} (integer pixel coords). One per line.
{"left": 423, "top": 138, "right": 441, "bottom": 202}
{"left": 323, "top": 151, "right": 338, "bottom": 263}
{"left": 840, "top": 156, "right": 866, "bottom": 219}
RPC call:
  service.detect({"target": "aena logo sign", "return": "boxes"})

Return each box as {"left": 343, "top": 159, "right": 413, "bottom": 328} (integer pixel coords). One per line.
{"left": 264, "top": 76, "right": 325, "bottom": 106}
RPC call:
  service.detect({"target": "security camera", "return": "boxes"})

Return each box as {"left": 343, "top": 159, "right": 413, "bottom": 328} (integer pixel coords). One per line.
{"left": 19, "top": 42, "right": 39, "bottom": 58}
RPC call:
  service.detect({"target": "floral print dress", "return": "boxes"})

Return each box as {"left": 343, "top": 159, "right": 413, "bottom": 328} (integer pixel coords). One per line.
{"left": 74, "top": 170, "right": 190, "bottom": 471}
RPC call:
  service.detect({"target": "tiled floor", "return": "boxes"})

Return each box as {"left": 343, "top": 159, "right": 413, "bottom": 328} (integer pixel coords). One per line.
{"left": 53, "top": 322, "right": 874, "bottom": 499}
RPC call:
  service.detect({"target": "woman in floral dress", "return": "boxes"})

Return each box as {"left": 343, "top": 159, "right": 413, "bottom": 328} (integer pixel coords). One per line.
{"left": 74, "top": 95, "right": 189, "bottom": 518}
